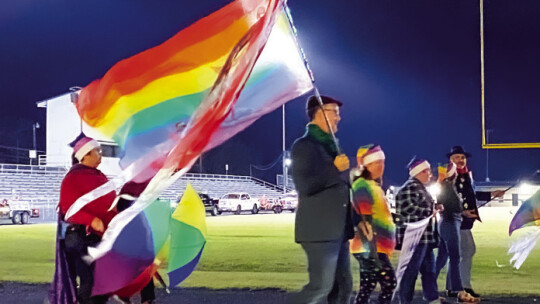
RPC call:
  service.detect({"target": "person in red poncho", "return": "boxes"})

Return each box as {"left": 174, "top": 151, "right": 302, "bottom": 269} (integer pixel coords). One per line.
{"left": 59, "top": 134, "right": 117, "bottom": 304}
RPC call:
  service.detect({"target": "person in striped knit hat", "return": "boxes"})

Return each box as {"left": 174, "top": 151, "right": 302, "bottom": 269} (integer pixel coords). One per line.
{"left": 395, "top": 157, "right": 441, "bottom": 304}
{"left": 350, "top": 144, "right": 396, "bottom": 304}
{"left": 434, "top": 162, "right": 479, "bottom": 303}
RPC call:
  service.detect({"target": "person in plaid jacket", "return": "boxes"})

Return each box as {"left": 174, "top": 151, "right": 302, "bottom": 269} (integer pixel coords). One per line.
{"left": 395, "top": 158, "right": 442, "bottom": 304}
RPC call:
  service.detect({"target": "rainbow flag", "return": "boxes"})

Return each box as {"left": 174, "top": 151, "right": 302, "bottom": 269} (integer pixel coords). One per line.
{"left": 74, "top": 0, "right": 312, "bottom": 183}
{"left": 90, "top": 184, "right": 206, "bottom": 296}
{"left": 509, "top": 189, "right": 540, "bottom": 235}
{"left": 74, "top": 0, "right": 313, "bottom": 296}
{"left": 66, "top": 0, "right": 311, "bottom": 228}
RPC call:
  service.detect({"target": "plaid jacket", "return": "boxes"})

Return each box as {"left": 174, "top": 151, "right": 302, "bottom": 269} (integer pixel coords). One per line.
{"left": 395, "top": 178, "right": 436, "bottom": 248}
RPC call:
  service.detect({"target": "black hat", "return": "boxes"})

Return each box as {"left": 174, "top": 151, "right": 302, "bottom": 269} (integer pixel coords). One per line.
{"left": 446, "top": 145, "right": 472, "bottom": 158}
{"left": 306, "top": 95, "right": 342, "bottom": 119}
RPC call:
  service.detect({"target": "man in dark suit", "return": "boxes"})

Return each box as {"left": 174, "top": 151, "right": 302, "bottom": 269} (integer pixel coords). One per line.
{"left": 443, "top": 146, "right": 504, "bottom": 299}
{"left": 287, "top": 95, "right": 354, "bottom": 304}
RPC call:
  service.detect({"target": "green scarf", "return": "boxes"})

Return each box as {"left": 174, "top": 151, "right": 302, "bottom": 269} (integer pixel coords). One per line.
{"left": 306, "top": 123, "right": 338, "bottom": 157}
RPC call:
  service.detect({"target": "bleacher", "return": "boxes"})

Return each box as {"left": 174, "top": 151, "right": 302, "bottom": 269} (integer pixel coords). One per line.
{"left": 0, "top": 163, "right": 285, "bottom": 210}
{"left": 160, "top": 173, "right": 285, "bottom": 201}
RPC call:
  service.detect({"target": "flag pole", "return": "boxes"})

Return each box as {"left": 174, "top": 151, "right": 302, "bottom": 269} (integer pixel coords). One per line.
{"left": 285, "top": 2, "right": 380, "bottom": 265}
{"left": 283, "top": 3, "right": 341, "bottom": 155}
{"left": 478, "top": 169, "right": 540, "bottom": 208}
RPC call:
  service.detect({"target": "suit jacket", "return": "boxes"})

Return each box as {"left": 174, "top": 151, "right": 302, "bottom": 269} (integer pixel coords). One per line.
{"left": 455, "top": 172, "right": 491, "bottom": 229}
{"left": 291, "top": 128, "right": 353, "bottom": 243}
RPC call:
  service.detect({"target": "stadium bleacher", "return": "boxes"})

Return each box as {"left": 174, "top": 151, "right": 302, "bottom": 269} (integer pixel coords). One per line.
{"left": 0, "top": 163, "right": 286, "bottom": 220}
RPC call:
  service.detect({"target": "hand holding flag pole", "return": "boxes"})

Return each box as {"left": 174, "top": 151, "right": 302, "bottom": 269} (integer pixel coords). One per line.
{"left": 284, "top": 2, "right": 381, "bottom": 264}
{"left": 477, "top": 169, "right": 540, "bottom": 208}
{"left": 283, "top": 4, "right": 341, "bottom": 155}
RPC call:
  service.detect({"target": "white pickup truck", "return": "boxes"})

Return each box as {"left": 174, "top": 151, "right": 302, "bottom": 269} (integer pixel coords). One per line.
{"left": 0, "top": 199, "right": 39, "bottom": 224}
{"left": 218, "top": 192, "right": 260, "bottom": 215}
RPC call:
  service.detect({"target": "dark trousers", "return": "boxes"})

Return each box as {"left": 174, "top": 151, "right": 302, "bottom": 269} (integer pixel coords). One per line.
{"left": 140, "top": 280, "right": 155, "bottom": 303}
{"left": 287, "top": 239, "right": 352, "bottom": 304}
{"left": 353, "top": 253, "right": 396, "bottom": 304}
{"left": 398, "top": 244, "right": 439, "bottom": 304}
{"left": 435, "top": 218, "right": 463, "bottom": 291}
{"left": 64, "top": 227, "right": 108, "bottom": 304}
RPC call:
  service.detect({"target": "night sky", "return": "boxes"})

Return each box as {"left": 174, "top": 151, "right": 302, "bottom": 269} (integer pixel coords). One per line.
{"left": 1, "top": 0, "right": 538, "bottom": 186}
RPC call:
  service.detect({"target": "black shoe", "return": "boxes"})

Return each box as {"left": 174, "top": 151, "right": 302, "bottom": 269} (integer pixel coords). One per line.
{"left": 447, "top": 290, "right": 458, "bottom": 298}
{"left": 464, "top": 288, "right": 481, "bottom": 298}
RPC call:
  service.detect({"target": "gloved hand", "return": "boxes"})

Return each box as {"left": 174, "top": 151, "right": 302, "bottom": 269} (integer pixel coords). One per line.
{"left": 333, "top": 154, "right": 350, "bottom": 172}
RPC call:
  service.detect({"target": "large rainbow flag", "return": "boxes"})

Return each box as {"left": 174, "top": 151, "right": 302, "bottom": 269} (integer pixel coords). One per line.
{"left": 65, "top": 0, "right": 311, "bottom": 222}
{"left": 66, "top": 0, "right": 313, "bottom": 296}
{"left": 74, "top": 0, "right": 312, "bottom": 182}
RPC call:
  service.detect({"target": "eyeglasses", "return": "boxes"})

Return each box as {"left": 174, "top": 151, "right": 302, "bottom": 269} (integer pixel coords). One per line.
{"left": 323, "top": 109, "right": 340, "bottom": 116}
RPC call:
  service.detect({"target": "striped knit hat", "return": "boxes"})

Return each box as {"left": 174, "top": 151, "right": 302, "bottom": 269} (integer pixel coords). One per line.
{"left": 446, "top": 162, "right": 457, "bottom": 178}
{"left": 438, "top": 162, "right": 457, "bottom": 178}
{"left": 69, "top": 133, "right": 100, "bottom": 161}
{"left": 407, "top": 157, "right": 431, "bottom": 177}
{"left": 356, "top": 144, "right": 385, "bottom": 166}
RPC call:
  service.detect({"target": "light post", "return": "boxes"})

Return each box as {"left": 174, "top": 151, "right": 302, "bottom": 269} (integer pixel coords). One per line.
{"left": 283, "top": 153, "right": 292, "bottom": 194}
{"left": 282, "top": 104, "right": 287, "bottom": 193}
{"left": 225, "top": 164, "right": 229, "bottom": 176}
{"left": 31, "top": 122, "right": 40, "bottom": 165}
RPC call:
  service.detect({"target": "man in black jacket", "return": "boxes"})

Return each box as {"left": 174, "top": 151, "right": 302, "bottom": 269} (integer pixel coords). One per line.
{"left": 445, "top": 146, "right": 504, "bottom": 298}
{"left": 287, "top": 95, "right": 354, "bottom": 304}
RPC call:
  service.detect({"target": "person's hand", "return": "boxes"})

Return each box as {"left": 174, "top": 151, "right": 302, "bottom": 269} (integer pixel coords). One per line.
{"left": 434, "top": 203, "right": 444, "bottom": 214}
{"left": 492, "top": 190, "right": 505, "bottom": 198}
{"left": 462, "top": 210, "right": 478, "bottom": 219}
{"left": 90, "top": 217, "right": 105, "bottom": 232}
{"left": 334, "top": 154, "right": 350, "bottom": 172}
{"left": 358, "top": 221, "right": 373, "bottom": 241}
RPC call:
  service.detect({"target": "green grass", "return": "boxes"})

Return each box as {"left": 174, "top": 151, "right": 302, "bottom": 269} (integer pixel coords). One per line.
{"left": 0, "top": 208, "right": 539, "bottom": 295}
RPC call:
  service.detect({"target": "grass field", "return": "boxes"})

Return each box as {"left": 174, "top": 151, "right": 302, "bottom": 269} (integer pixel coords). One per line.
{"left": 1, "top": 208, "right": 539, "bottom": 296}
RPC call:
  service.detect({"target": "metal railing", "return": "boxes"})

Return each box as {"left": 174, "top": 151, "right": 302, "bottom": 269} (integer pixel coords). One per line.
{"left": 250, "top": 176, "right": 284, "bottom": 192}
{"left": 0, "top": 163, "right": 67, "bottom": 175}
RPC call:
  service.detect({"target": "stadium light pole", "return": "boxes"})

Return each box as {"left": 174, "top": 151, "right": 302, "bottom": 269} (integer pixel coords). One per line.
{"left": 32, "top": 122, "right": 40, "bottom": 165}
{"left": 32, "top": 122, "right": 39, "bottom": 151}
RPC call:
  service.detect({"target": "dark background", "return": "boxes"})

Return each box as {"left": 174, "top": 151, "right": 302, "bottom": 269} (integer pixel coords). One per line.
{"left": 1, "top": 0, "right": 539, "bottom": 186}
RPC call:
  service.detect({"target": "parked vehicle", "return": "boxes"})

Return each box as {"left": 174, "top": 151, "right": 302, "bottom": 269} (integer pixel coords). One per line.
{"left": 0, "top": 198, "right": 39, "bottom": 224}
{"left": 218, "top": 192, "right": 259, "bottom": 215}
{"left": 200, "top": 193, "right": 220, "bottom": 216}
{"left": 279, "top": 192, "right": 298, "bottom": 212}
{"left": 259, "top": 196, "right": 283, "bottom": 214}
{"left": 176, "top": 192, "right": 220, "bottom": 216}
